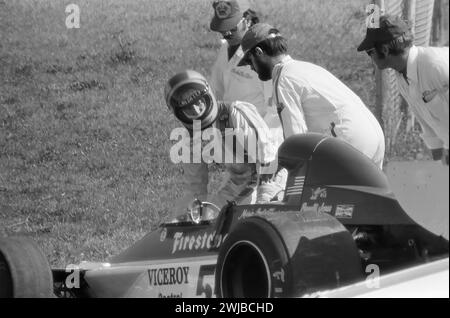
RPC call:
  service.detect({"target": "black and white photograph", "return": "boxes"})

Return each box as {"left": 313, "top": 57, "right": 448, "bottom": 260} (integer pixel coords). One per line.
{"left": 0, "top": 0, "right": 448, "bottom": 301}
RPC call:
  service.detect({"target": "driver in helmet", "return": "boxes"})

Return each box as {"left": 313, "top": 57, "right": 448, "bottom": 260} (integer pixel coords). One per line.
{"left": 165, "top": 70, "right": 287, "bottom": 218}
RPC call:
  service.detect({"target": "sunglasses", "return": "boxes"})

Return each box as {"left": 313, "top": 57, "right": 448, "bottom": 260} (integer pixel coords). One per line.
{"left": 366, "top": 48, "right": 376, "bottom": 56}
{"left": 219, "top": 18, "right": 245, "bottom": 38}
{"left": 220, "top": 26, "right": 238, "bottom": 38}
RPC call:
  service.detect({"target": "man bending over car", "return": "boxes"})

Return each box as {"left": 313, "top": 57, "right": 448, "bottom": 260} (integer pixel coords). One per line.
{"left": 237, "top": 23, "right": 386, "bottom": 169}
{"left": 165, "top": 70, "right": 287, "bottom": 218}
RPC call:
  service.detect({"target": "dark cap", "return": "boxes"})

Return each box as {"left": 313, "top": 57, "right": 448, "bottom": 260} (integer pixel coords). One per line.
{"left": 237, "top": 23, "right": 281, "bottom": 66}
{"left": 210, "top": 0, "right": 242, "bottom": 32}
{"left": 357, "top": 15, "right": 411, "bottom": 51}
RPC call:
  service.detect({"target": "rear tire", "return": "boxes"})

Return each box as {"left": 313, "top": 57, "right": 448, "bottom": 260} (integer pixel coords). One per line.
{"left": 215, "top": 217, "right": 291, "bottom": 298}
{"left": 0, "top": 237, "right": 54, "bottom": 298}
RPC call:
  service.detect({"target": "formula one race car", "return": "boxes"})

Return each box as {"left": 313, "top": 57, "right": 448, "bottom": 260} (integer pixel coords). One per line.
{"left": 0, "top": 133, "right": 448, "bottom": 298}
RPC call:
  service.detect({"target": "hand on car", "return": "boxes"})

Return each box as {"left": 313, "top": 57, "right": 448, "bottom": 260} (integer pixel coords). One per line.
{"left": 431, "top": 148, "right": 449, "bottom": 166}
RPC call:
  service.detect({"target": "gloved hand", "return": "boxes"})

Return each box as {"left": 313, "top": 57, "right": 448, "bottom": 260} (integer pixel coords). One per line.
{"left": 173, "top": 193, "right": 208, "bottom": 219}
{"left": 256, "top": 168, "right": 287, "bottom": 203}
{"left": 259, "top": 172, "right": 275, "bottom": 183}
{"left": 431, "top": 148, "right": 443, "bottom": 161}
{"left": 431, "top": 148, "right": 449, "bottom": 166}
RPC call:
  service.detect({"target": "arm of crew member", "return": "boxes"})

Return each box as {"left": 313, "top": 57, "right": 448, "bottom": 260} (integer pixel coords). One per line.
{"left": 425, "top": 58, "right": 449, "bottom": 106}
{"left": 414, "top": 105, "right": 444, "bottom": 151}
{"left": 173, "top": 137, "right": 209, "bottom": 217}
{"left": 276, "top": 76, "right": 308, "bottom": 138}
{"left": 210, "top": 58, "right": 225, "bottom": 101}
{"left": 229, "top": 103, "right": 278, "bottom": 165}
{"left": 401, "top": 90, "right": 445, "bottom": 152}
{"left": 228, "top": 105, "right": 258, "bottom": 163}
{"left": 433, "top": 58, "right": 449, "bottom": 104}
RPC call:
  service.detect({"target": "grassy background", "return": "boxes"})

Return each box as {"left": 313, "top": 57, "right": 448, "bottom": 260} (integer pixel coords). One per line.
{"left": 0, "top": 0, "right": 437, "bottom": 267}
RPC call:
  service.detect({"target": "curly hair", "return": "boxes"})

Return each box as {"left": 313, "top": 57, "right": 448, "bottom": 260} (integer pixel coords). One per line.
{"left": 374, "top": 34, "right": 414, "bottom": 58}
{"left": 250, "top": 28, "right": 288, "bottom": 57}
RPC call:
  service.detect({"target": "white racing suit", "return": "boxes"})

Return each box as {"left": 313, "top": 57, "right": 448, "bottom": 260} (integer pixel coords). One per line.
{"left": 174, "top": 102, "right": 287, "bottom": 216}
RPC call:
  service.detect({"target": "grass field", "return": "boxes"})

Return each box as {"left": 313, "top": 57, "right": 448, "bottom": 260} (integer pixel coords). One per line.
{"left": 0, "top": 0, "right": 434, "bottom": 267}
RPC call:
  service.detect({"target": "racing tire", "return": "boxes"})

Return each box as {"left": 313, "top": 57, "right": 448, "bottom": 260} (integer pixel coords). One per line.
{"left": 0, "top": 237, "right": 54, "bottom": 298}
{"left": 215, "top": 217, "right": 291, "bottom": 298}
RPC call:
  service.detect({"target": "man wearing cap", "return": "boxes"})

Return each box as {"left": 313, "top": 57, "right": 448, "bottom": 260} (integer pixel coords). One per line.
{"left": 238, "top": 23, "right": 386, "bottom": 169}
{"left": 357, "top": 15, "right": 449, "bottom": 165}
{"left": 209, "top": 1, "right": 283, "bottom": 143}
{"left": 209, "top": 1, "right": 271, "bottom": 117}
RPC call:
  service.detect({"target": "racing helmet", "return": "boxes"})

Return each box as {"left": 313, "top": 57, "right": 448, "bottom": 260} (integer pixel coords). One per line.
{"left": 165, "top": 70, "right": 219, "bottom": 131}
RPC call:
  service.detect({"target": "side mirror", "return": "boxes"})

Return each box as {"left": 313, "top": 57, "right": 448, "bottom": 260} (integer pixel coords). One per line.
{"left": 188, "top": 199, "right": 221, "bottom": 224}
{"left": 188, "top": 198, "right": 203, "bottom": 224}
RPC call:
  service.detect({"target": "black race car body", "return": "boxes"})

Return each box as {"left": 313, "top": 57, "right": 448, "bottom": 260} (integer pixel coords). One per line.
{"left": 77, "top": 206, "right": 361, "bottom": 298}
{"left": 1, "top": 133, "right": 448, "bottom": 298}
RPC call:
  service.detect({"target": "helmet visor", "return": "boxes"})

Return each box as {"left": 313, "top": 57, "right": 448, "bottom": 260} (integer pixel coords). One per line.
{"left": 181, "top": 98, "right": 207, "bottom": 119}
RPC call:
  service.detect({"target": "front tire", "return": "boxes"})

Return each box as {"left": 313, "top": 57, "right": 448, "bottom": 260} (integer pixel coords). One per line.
{"left": 0, "top": 237, "right": 54, "bottom": 298}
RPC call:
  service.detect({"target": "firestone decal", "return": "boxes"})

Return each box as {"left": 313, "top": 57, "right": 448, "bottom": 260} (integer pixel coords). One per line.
{"left": 172, "top": 231, "right": 227, "bottom": 254}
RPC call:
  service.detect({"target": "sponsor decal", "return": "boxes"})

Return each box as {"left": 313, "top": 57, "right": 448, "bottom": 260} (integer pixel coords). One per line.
{"left": 300, "top": 202, "right": 333, "bottom": 214}
{"left": 319, "top": 204, "right": 332, "bottom": 214}
{"left": 335, "top": 204, "right": 354, "bottom": 218}
{"left": 178, "top": 88, "right": 206, "bottom": 107}
{"left": 239, "top": 208, "right": 300, "bottom": 220}
{"left": 272, "top": 269, "right": 285, "bottom": 283}
{"left": 160, "top": 228, "right": 167, "bottom": 242}
{"left": 148, "top": 266, "right": 189, "bottom": 286}
{"left": 238, "top": 207, "right": 277, "bottom": 220}
{"left": 126, "top": 260, "right": 217, "bottom": 298}
{"left": 159, "top": 292, "right": 182, "bottom": 298}
{"left": 310, "top": 187, "right": 327, "bottom": 200}
{"left": 172, "top": 231, "right": 227, "bottom": 254}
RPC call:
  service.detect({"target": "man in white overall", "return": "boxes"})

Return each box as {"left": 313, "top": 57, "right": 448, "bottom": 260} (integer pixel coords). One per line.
{"left": 357, "top": 14, "right": 448, "bottom": 165}
{"left": 357, "top": 14, "right": 449, "bottom": 239}
{"left": 238, "top": 23, "right": 386, "bottom": 169}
